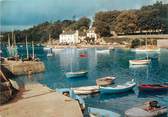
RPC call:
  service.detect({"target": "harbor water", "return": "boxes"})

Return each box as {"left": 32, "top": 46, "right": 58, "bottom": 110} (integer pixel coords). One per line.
{"left": 1, "top": 45, "right": 168, "bottom": 116}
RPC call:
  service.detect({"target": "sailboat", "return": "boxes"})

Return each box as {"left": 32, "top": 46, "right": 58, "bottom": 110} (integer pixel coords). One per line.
{"left": 132, "top": 37, "right": 160, "bottom": 53}
{"left": 47, "top": 48, "right": 53, "bottom": 57}
{"left": 65, "top": 49, "right": 88, "bottom": 78}
{"left": 7, "top": 31, "right": 18, "bottom": 57}
{"left": 43, "top": 34, "right": 52, "bottom": 50}
{"left": 129, "top": 37, "right": 151, "bottom": 65}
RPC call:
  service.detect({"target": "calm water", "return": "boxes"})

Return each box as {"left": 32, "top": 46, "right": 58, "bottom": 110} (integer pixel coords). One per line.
{"left": 2, "top": 45, "right": 168, "bottom": 116}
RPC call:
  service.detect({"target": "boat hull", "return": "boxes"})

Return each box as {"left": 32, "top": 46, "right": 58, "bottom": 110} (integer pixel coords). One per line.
{"left": 65, "top": 71, "right": 88, "bottom": 78}
{"left": 72, "top": 86, "right": 99, "bottom": 95}
{"left": 96, "top": 77, "right": 115, "bottom": 86}
{"left": 132, "top": 48, "right": 160, "bottom": 53}
{"left": 100, "top": 81, "right": 136, "bottom": 94}
{"left": 129, "top": 60, "right": 151, "bottom": 65}
{"left": 139, "top": 84, "right": 168, "bottom": 92}
{"left": 88, "top": 107, "right": 121, "bottom": 117}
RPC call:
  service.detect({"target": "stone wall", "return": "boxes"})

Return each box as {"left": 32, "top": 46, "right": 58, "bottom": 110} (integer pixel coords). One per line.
{"left": 2, "top": 60, "right": 45, "bottom": 76}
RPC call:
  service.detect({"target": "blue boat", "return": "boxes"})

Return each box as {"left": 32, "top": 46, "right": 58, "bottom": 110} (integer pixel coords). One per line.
{"left": 65, "top": 71, "right": 88, "bottom": 78}
{"left": 100, "top": 79, "right": 136, "bottom": 94}
{"left": 88, "top": 107, "right": 121, "bottom": 117}
{"left": 56, "top": 88, "right": 85, "bottom": 111}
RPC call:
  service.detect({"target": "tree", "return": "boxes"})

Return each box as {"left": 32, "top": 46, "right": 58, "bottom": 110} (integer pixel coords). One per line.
{"left": 115, "top": 11, "right": 138, "bottom": 34}
{"left": 94, "top": 11, "right": 120, "bottom": 37}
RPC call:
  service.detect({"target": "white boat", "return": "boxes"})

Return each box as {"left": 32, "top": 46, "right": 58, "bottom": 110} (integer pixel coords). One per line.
{"left": 65, "top": 71, "right": 88, "bottom": 78}
{"left": 47, "top": 48, "right": 53, "bottom": 57}
{"left": 129, "top": 38, "right": 152, "bottom": 66}
{"left": 129, "top": 59, "right": 151, "bottom": 65}
{"left": 132, "top": 48, "right": 160, "bottom": 53}
{"left": 100, "top": 79, "right": 136, "bottom": 94}
{"left": 47, "top": 53, "right": 53, "bottom": 57}
{"left": 125, "top": 101, "right": 167, "bottom": 117}
{"left": 88, "top": 107, "right": 121, "bottom": 117}
{"left": 96, "top": 49, "right": 110, "bottom": 54}
{"left": 52, "top": 48, "right": 63, "bottom": 52}
{"left": 72, "top": 86, "right": 99, "bottom": 95}
{"left": 43, "top": 47, "right": 51, "bottom": 50}
{"left": 96, "top": 76, "right": 116, "bottom": 86}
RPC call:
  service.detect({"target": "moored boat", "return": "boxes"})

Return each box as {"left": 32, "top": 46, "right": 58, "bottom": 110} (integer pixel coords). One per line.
{"left": 56, "top": 88, "right": 85, "bottom": 111}
{"left": 100, "top": 79, "right": 136, "bottom": 94}
{"left": 125, "top": 101, "right": 167, "bottom": 117}
{"left": 80, "top": 54, "right": 88, "bottom": 58}
{"left": 72, "top": 86, "right": 99, "bottom": 95}
{"left": 139, "top": 84, "right": 168, "bottom": 92}
{"left": 96, "top": 76, "right": 116, "bottom": 86}
{"left": 132, "top": 48, "right": 160, "bottom": 53}
{"left": 129, "top": 59, "right": 151, "bottom": 65}
{"left": 96, "top": 49, "right": 110, "bottom": 54}
{"left": 65, "top": 71, "right": 88, "bottom": 78}
{"left": 88, "top": 107, "right": 121, "bottom": 117}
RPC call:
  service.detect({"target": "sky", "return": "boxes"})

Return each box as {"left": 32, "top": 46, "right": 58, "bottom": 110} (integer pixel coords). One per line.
{"left": 0, "top": 0, "right": 167, "bottom": 32}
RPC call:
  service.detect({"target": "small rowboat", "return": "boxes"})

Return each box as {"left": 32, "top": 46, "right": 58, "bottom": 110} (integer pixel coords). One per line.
{"left": 96, "top": 76, "right": 116, "bottom": 86}
{"left": 129, "top": 59, "right": 151, "bottom": 65}
{"left": 65, "top": 71, "right": 88, "bottom": 78}
{"left": 125, "top": 101, "right": 167, "bottom": 117}
{"left": 139, "top": 84, "right": 168, "bottom": 92}
{"left": 80, "top": 54, "right": 88, "bottom": 58}
{"left": 88, "top": 107, "right": 121, "bottom": 117}
{"left": 72, "top": 86, "right": 99, "bottom": 95}
{"left": 100, "top": 79, "right": 136, "bottom": 94}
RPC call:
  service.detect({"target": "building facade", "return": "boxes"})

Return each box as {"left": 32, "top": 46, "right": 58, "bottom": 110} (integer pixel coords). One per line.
{"left": 86, "top": 27, "right": 97, "bottom": 40}
{"left": 59, "top": 30, "right": 79, "bottom": 44}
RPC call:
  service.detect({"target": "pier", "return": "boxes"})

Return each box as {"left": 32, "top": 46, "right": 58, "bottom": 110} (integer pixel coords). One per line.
{"left": 0, "top": 83, "right": 83, "bottom": 117}
{"left": 1, "top": 60, "right": 45, "bottom": 76}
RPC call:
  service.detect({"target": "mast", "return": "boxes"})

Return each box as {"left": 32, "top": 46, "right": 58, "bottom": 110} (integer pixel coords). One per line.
{"left": 146, "top": 33, "right": 148, "bottom": 60}
{"left": 32, "top": 41, "right": 34, "bottom": 59}
{"left": 13, "top": 34, "right": 16, "bottom": 47}
{"left": 49, "top": 33, "right": 52, "bottom": 45}
{"left": 12, "top": 30, "right": 14, "bottom": 47}
{"left": 8, "top": 34, "right": 11, "bottom": 47}
{"left": 26, "top": 36, "right": 29, "bottom": 58}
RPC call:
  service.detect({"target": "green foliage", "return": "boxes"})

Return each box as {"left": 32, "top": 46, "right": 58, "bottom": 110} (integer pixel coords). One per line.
{"left": 2, "top": 17, "right": 91, "bottom": 43}
{"left": 115, "top": 11, "right": 138, "bottom": 34}
{"left": 94, "top": 11, "right": 120, "bottom": 37}
{"left": 94, "top": 2, "right": 168, "bottom": 37}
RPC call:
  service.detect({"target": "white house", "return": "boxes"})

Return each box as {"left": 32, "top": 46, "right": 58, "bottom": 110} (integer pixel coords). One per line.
{"left": 86, "top": 27, "right": 97, "bottom": 40}
{"left": 59, "top": 30, "right": 79, "bottom": 44}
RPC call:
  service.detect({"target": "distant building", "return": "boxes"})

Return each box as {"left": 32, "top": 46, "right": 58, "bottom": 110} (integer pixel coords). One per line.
{"left": 59, "top": 30, "right": 79, "bottom": 44}
{"left": 86, "top": 27, "right": 97, "bottom": 40}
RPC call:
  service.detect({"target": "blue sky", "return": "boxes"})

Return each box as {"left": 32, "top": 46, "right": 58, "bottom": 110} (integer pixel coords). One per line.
{"left": 0, "top": 0, "right": 167, "bottom": 31}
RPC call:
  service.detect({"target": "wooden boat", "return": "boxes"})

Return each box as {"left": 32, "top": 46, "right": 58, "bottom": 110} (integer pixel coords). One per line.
{"left": 96, "top": 50, "right": 110, "bottom": 54}
{"left": 80, "top": 54, "right": 88, "bottom": 58}
{"left": 72, "top": 86, "right": 99, "bottom": 95}
{"left": 65, "top": 71, "right": 88, "bottom": 78}
{"left": 56, "top": 88, "right": 85, "bottom": 111}
{"left": 100, "top": 79, "right": 136, "bottom": 94}
{"left": 88, "top": 107, "right": 121, "bottom": 117}
{"left": 139, "top": 84, "right": 168, "bottom": 92}
{"left": 125, "top": 101, "right": 167, "bottom": 117}
{"left": 96, "top": 76, "right": 116, "bottom": 86}
{"left": 129, "top": 59, "right": 151, "bottom": 65}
